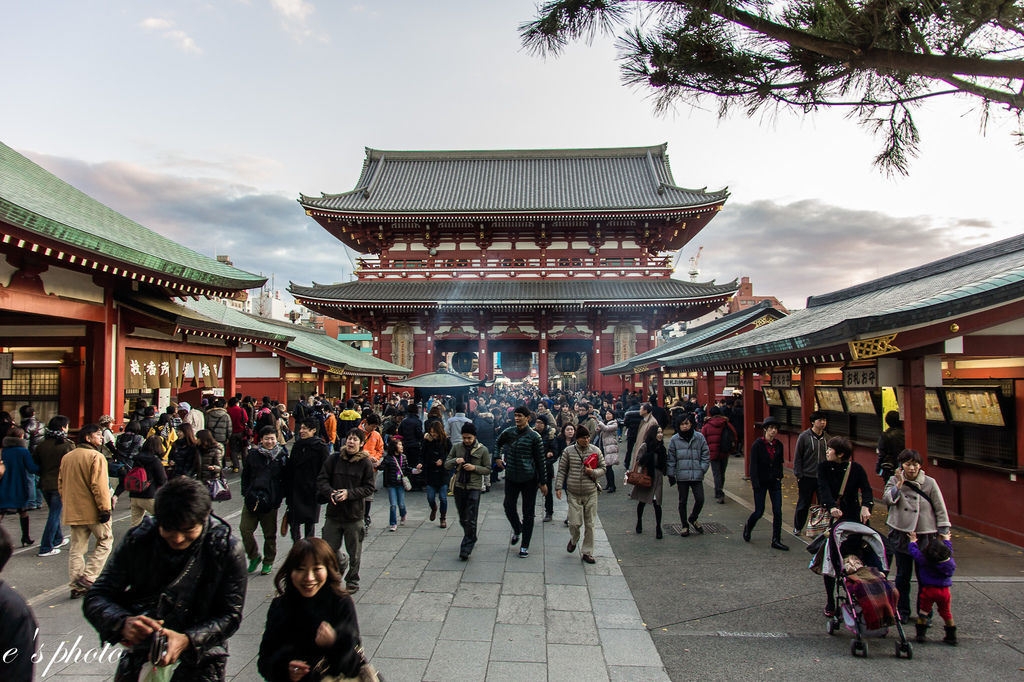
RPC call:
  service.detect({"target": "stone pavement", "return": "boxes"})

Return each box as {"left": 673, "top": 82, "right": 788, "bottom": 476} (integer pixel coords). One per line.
{"left": 24, "top": 481, "right": 668, "bottom": 681}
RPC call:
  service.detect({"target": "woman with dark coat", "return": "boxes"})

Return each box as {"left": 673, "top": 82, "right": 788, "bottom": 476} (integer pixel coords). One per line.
{"left": 113, "top": 435, "right": 169, "bottom": 527}
{"left": 258, "top": 538, "right": 364, "bottom": 682}
{"left": 817, "top": 436, "right": 874, "bottom": 616}
{"left": 629, "top": 426, "right": 668, "bottom": 539}
{"left": 0, "top": 427, "right": 39, "bottom": 546}
{"left": 743, "top": 417, "right": 788, "bottom": 550}
{"left": 284, "top": 419, "right": 330, "bottom": 541}
{"left": 170, "top": 423, "right": 202, "bottom": 479}
{"left": 421, "top": 421, "right": 450, "bottom": 527}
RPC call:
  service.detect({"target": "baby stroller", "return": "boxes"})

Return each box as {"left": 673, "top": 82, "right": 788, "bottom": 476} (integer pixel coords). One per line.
{"left": 815, "top": 521, "right": 912, "bottom": 659}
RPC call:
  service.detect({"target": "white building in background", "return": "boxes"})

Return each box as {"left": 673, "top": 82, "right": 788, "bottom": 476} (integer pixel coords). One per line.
{"left": 249, "top": 288, "right": 290, "bottom": 322}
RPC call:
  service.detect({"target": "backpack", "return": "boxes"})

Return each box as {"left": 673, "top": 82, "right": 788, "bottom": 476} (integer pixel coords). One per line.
{"left": 720, "top": 423, "right": 736, "bottom": 456}
{"left": 124, "top": 460, "right": 151, "bottom": 493}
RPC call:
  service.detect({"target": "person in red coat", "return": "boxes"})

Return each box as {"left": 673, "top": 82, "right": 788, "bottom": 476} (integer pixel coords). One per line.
{"left": 700, "top": 407, "right": 738, "bottom": 504}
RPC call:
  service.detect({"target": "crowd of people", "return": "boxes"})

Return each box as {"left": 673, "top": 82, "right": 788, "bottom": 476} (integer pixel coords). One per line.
{"left": 0, "top": 386, "right": 961, "bottom": 679}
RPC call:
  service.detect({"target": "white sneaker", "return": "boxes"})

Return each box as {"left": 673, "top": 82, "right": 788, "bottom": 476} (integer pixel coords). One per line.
{"left": 38, "top": 548, "right": 61, "bottom": 557}
{"left": 389, "top": 525, "right": 397, "bottom": 532}
{"left": 59, "top": 537, "right": 70, "bottom": 547}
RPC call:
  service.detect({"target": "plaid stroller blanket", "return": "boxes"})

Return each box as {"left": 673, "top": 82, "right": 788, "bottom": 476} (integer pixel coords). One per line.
{"left": 845, "top": 568, "right": 898, "bottom": 630}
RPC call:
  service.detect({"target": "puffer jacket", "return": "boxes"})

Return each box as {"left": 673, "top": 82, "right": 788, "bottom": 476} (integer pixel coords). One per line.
{"left": 595, "top": 421, "right": 619, "bottom": 464}
{"left": 472, "top": 413, "right": 497, "bottom": 451}
{"left": 316, "top": 450, "right": 376, "bottom": 523}
{"left": 20, "top": 418, "right": 44, "bottom": 452}
{"left": 666, "top": 432, "right": 710, "bottom": 482}
{"left": 241, "top": 446, "right": 287, "bottom": 512}
{"left": 883, "top": 472, "right": 951, "bottom": 535}
{"left": 555, "top": 443, "right": 605, "bottom": 497}
{"left": 495, "top": 425, "right": 544, "bottom": 484}
{"left": 33, "top": 433, "right": 76, "bottom": 491}
{"left": 83, "top": 514, "right": 247, "bottom": 680}
{"left": 445, "top": 440, "right": 491, "bottom": 491}
{"left": 205, "top": 407, "right": 232, "bottom": 445}
{"left": 382, "top": 451, "right": 408, "bottom": 488}
{"left": 700, "top": 415, "right": 736, "bottom": 462}
{"left": 0, "top": 438, "right": 38, "bottom": 509}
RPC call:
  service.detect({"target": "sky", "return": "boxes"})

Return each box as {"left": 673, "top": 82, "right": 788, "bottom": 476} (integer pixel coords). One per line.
{"left": 2, "top": 0, "right": 1021, "bottom": 311}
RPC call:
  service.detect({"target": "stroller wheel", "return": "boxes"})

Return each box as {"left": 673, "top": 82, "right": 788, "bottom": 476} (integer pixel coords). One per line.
{"left": 826, "top": 619, "right": 838, "bottom": 636}
{"left": 895, "top": 641, "right": 913, "bottom": 659}
{"left": 850, "top": 639, "right": 868, "bottom": 657}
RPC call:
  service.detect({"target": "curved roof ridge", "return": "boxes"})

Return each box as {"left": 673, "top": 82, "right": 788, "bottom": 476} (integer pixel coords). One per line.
{"left": 363, "top": 143, "right": 670, "bottom": 161}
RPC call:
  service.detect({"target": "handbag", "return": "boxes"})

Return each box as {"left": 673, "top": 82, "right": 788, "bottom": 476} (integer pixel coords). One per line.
{"left": 805, "top": 461, "right": 852, "bottom": 539}
{"left": 402, "top": 475, "right": 412, "bottom": 492}
{"left": 626, "top": 470, "right": 652, "bottom": 487}
{"left": 208, "top": 476, "right": 231, "bottom": 502}
{"left": 314, "top": 645, "right": 381, "bottom": 682}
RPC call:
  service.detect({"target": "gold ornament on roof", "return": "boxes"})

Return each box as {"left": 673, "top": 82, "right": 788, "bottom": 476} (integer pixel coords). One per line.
{"left": 848, "top": 334, "right": 900, "bottom": 360}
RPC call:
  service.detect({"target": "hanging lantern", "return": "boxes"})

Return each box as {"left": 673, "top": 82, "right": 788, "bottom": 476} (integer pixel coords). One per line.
{"left": 452, "top": 352, "right": 476, "bottom": 374}
{"left": 500, "top": 352, "right": 531, "bottom": 380}
{"left": 553, "top": 352, "right": 582, "bottom": 374}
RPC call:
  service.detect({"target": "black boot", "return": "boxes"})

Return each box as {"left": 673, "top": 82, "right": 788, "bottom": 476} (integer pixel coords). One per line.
{"left": 19, "top": 516, "right": 33, "bottom": 547}
{"left": 654, "top": 504, "right": 663, "bottom": 539}
{"left": 942, "top": 625, "right": 957, "bottom": 646}
{"left": 915, "top": 619, "right": 929, "bottom": 643}
{"left": 635, "top": 502, "right": 644, "bottom": 534}
{"left": 770, "top": 537, "right": 790, "bottom": 551}
{"left": 742, "top": 520, "right": 752, "bottom": 542}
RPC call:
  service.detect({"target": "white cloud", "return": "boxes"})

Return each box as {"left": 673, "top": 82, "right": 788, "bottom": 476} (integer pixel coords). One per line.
{"left": 270, "top": 0, "right": 320, "bottom": 41}
{"left": 139, "top": 17, "right": 203, "bottom": 55}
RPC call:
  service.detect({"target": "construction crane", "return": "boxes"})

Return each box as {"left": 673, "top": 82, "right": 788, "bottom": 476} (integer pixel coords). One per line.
{"left": 688, "top": 246, "right": 704, "bottom": 282}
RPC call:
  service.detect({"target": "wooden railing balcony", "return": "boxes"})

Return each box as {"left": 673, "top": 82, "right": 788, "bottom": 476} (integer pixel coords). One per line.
{"left": 354, "top": 255, "right": 673, "bottom": 279}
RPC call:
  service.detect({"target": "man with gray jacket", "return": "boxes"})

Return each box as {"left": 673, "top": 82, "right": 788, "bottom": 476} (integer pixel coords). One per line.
{"left": 554, "top": 426, "right": 605, "bottom": 564}
{"left": 792, "top": 411, "right": 828, "bottom": 536}
{"left": 446, "top": 423, "right": 491, "bottom": 561}
{"left": 666, "top": 414, "right": 710, "bottom": 537}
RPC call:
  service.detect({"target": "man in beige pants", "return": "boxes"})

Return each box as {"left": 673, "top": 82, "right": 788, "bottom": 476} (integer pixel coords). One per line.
{"left": 555, "top": 425, "right": 606, "bottom": 564}
{"left": 58, "top": 424, "right": 113, "bottom": 598}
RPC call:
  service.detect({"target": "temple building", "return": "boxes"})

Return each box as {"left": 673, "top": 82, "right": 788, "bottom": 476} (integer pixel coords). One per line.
{"left": 290, "top": 144, "right": 736, "bottom": 394}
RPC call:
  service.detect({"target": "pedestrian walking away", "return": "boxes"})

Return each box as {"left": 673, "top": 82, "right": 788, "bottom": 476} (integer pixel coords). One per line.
{"left": 446, "top": 422, "right": 491, "bottom": 560}
{"left": 496, "top": 406, "right": 547, "bottom": 558}
{"left": 666, "top": 414, "right": 710, "bottom": 537}
{"left": 700, "top": 406, "right": 736, "bottom": 503}
{"left": 555, "top": 425, "right": 605, "bottom": 563}
{"left": 240, "top": 426, "right": 288, "bottom": 575}
{"left": 0, "top": 426, "right": 40, "bottom": 548}
{"left": 317, "top": 428, "right": 376, "bottom": 592}
{"left": 742, "top": 417, "right": 789, "bottom": 551}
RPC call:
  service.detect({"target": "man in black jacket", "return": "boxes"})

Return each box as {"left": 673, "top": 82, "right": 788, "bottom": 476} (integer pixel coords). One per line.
{"left": 83, "top": 477, "right": 247, "bottom": 681}
{"left": 240, "top": 426, "right": 287, "bottom": 576}
{"left": 0, "top": 526, "right": 37, "bottom": 680}
{"left": 496, "top": 406, "right": 546, "bottom": 558}
{"left": 284, "top": 418, "right": 329, "bottom": 541}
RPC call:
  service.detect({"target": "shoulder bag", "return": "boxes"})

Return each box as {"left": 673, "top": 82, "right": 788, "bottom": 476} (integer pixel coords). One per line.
{"left": 805, "top": 462, "right": 852, "bottom": 539}
{"left": 395, "top": 456, "right": 412, "bottom": 491}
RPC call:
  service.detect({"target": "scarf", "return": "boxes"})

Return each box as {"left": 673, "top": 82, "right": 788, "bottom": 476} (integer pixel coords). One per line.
{"left": 679, "top": 429, "right": 694, "bottom": 442}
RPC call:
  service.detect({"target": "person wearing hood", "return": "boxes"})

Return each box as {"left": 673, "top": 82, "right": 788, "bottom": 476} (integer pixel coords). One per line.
{"left": 701, "top": 406, "right": 738, "bottom": 504}
{"left": 316, "top": 428, "right": 376, "bottom": 593}
{"left": 33, "top": 416, "right": 77, "bottom": 556}
{"left": 472, "top": 409, "right": 498, "bottom": 487}
{"left": 666, "top": 414, "right": 711, "bottom": 537}
{"left": 240, "top": 426, "right": 288, "bottom": 575}
{"left": 285, "top": 418, "right": 330, "bottom": 541}
{"left": 0, "top": 426, "right": 40, "bottom": 547}
{"left": 83, "top": 477, "right": 247, "bottom": 680}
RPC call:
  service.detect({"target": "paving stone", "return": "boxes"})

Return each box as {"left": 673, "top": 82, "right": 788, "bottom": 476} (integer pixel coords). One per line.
{"left": 377, "top": 620, "right": 442, "bottom": 659}
{"left": 505, "top": 553, "right": 546, "bottom": 572}
{"left": 500, "top": 571, "right": 545, "bottom": 595}
{"left": 396, "top": 542, "right": 441, "bottom": 560}
{"left": 599, "top": 627, "right": 661, "bottom": 667}
{"left": 547, "top": 608, "right": 600, "bottom": 645}
{"left": 546, "top": 583, "right": 592, "bottom": 611}
{"left": 583, "top": 556, "right": 624, "bottom": 576}
{"left": 544, "top": 560, "right": 589, "bottom": 585}
{"left": 361, "top": 550, "right": 399, "bottom": 568}
{"left": 396, "top": 590, "right": 454, "bottom": 621}
{"left": 439, "top": 606, "right": 497, "bottom": 641}
{"left": 452, "top": 581, "right": 501, "bottom": 608}
{"left": 423, "top": 639, "right": 492, "bottom": 681}
{"left": 496, "top": 594, "right": 546, "bottom": 625}
{"left": 608, "top": 665, "right": 672, "bottom": 681}
{"left": 587, "top": 574, "right": 630, "bottom": 600}
{"left": 547, "top": 643, "right": 609, "bottom": 681}
{"left": 370, "top": 656, "right": 429, "bottom": 681}
{"left": 461, "top": 557, "right": 505, "bottom": 582}
{"left": 359, "top": 577, "right": 417, "bottom": 605}
{"left": 415, "top": 570, "right": 463, "bottom": 593}
{"left": 486, "top": 660, "right": 548, "bottom": 681}
{"left": 591, "top": 598, "right": 645, "bottom": 629}
{"left": 489, "top": 623, "right": 547, "bottom": 662}
{"left": 355, "top": 602, "right": 402, "bottom": 636}
{"left": 382, "top": 558, "right": 430, "bottom": 578}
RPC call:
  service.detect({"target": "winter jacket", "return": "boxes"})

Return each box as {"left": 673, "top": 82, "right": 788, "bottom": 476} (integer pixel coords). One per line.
{"left": 421, "top": 436, "right": 451, "bottom": 488}
{"left": 338, "top": 409, "right": 362, "bottom": 438}
{"left": 58, "top": 443, "right": 111, "bottom": 525}
{"left": 32, "top": 433, "right": 75, "bottom": 491}
{"left": 382, "top": 452, "right": 408, "bottom": 488}
{"left": 816, "top": 460, "right": 872, "bottom": 521}
{"left": 20, "top": 418, "right": 43, "bottom": 453}
{"left": 0, "top": 579, "right": 37, "bottom": 681}
{"left": 908, "top": 539, "right": 956, "bottom": 587}
{"left": 472, "top": 413, "right": 497, "bottom": 451}
{"left": 198, "top": 443, "right": 224, "bottom": 483}
{"left": 496, "top": 425, "right": 544, "bottom": 484}
{"left": 666, "top": 432, "right": 710, "bottom": 482}
{"left": 397, "top": 415, "right": 424, "bottom": 457}
{"left": 0, "top": 438, "right": 39, "bottom": 510}
{"left": 631, "top": 413, "right": 658, "bottom": 462}
{"left": 362, "top": 429, "right": 384, "bottom": 467}
{"left": 749, "top": 437, "right": 784, "bottom": 490}
{"left": 83, "top": 514, "right": 246, "bottom": 679}
{"left": 257, "top": 589, "right": 362, "bottom": 681}
{"left": 883, "top": 472, "right": 951, "bottom": 535}
{"left": 241, "top": 446, "right": 287, "bottom": 512}
{"left": 170, "top": 439, "right": 202, "bottom": 479}
{"left": 285, "top": 437, "right": 329, "bottom": 525}
{"left": 793, "top": 428, "right": 828, "bottom": 479}
{"left": 205, "top": 407, "right": 232, "bottom": 445}
{"left": 595, "top": 420, "right": 620, "bottom": 463}
{"left": 316, "top": 450, "right": 376, "bottom": 523}
{"left": 445, "top": 440, "right": 491, "bottom": 491}
{"left": 622, "top": 407, "right": 643, "bottom": 456}
{"left": 700, "top": 415, "right": 737, "bottom": 462}
{"left": 113, "top": 450, "right": 167, "bottom": 500}
{"left": 555, "top": 443, "right": 605, "bottom": 497}
{"left": 227, "top": 405, "right": 247, "bottom": 435}
{"left": 876, "top": 427, "right": 906, "bottom": 478}
{"left": 445, "top": 413, "right": 472, "bottom": 443}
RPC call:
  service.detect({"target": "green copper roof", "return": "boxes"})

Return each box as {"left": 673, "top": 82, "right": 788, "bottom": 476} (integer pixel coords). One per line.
{"left": 185, "top": 299, "right": 412, "bottom": 377}
{"left": 0, "top": 142, "right": 265, "bottom": 291}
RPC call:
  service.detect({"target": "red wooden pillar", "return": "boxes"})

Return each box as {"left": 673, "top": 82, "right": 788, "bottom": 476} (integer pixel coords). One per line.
{"left": 903, "top": 357, "right": 928, "bottom": 456}
{"left": 60, "top": 348, "right": 86, "bottom": 429}
{"left": 345, "top": 376, "right": 353, "bottom": 400}
{"left": 743, "top": 369, "right": 755, "bottom": 478}
{"left": 800, "top": 364, "right": 816, "bottom": 430}
{"left": 537, "top": 336, "right": 548, "bottom": 394}
{"left": 657, "top": 368, "right": 666, "bottom": 408}
{"left": 85, "top": 294, "right": 115, "bottom": 423}
{"left": 478, "top": 336, "right": 489, "bottom": 382}
{"left": 222, "top": 347, "right": 237, "bottom": 399}
{"left": 1016, "top": 380, "right": 1024, "bottom": 469}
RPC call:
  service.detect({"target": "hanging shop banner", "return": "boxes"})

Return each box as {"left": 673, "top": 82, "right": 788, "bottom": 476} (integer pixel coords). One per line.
{"left": 125, "top": 350, "right": 148, "bottom": 390}
{"left": 843, "top": 365, "right": 878, "bottom": 389}
{"left": 725, "top": 372, "right": 741, "bottom": 386}
{"left": 770, "top": 371, "right": 792, "bottom": 388}
{"left": 663, "top": 377, "right": 696, "bottom": 388}
{"left": 200, "top": 356, "right": 221, "bottom": 389}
